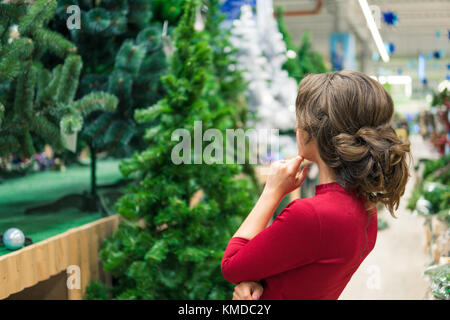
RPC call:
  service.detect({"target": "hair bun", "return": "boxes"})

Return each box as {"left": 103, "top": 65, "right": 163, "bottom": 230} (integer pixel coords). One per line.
{"left": 332, "top": 123, "right": 411, "bottom": 215}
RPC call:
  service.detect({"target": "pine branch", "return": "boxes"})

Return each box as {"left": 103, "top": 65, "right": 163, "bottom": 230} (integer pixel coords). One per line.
{"left": 114, "top": 40, "right": 147, "bottom": 76}
{"left": 0, "top": 3, "right": 26, "bottom": 22}
{"left": 55, "top": 54, "right": 82, "bottom": 105}
{"left": 33, "top": 28, "right": 77, "bottom": 58}
{"left": 0, "top": 135, "right": 20, "bottom": 156}
{"left": 0, "top": 38, "right": 33, "bottom": 81}
{"left": 30, "top": 114, "right": 62, "bottom": 149}
{"left": 69, "top": 91, "right": 118, "bottom": 116}
{"left": 18, "top": 0, "right": 57, "bottom": 35}
{"left": 83, "top": 111, "right": 115, "bottom": 142}
{"left": 13, "top": 61, "right": 37, "bottom": 119}
{"left": 35, "top": 65, "right": 51, "bottom": 103}
{"left": 20, "top": 129, "right": 35, "bottom": 157}
{"left": 37, "top": 64, "right": 62, "bottom": 105}
{"left": 0, "top": 102, "right": 4, "bottom": 128}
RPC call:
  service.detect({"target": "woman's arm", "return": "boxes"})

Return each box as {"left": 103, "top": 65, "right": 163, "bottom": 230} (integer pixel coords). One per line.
{"left": 221, "top": 199, "right": 320, "bottom": 283}
{"left": 221, "top": 156, "right": 318, "bottom": 284}
{"left": 233, "top": 156, "right": 310, "bottom": 240}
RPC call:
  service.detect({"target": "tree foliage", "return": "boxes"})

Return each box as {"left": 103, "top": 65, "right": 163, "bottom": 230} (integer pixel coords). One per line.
{"left": 53, "top": 0, "right": 172, "bottom": 155}
{"left": 0, "top": 0, "right": 117, "bottom": 157}
{"left": 87, "top": 0, "right": 257, "bottom": 300}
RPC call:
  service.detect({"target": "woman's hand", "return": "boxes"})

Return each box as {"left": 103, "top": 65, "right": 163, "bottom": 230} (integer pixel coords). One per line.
{"left": 232, "top": 281, "right": 264, "bottom": 300}
{"left": 263, "top": 156, "right": 310, "bottom": 200}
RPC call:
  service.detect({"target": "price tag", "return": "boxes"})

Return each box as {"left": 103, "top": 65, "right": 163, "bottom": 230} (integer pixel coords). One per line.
{"left": 61, "top": 127, "right": 78, "bottom": 153}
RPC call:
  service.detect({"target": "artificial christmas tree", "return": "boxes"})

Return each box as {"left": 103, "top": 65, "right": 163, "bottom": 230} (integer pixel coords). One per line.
{"left": 53, "top": 0, "right": 173, "bottom": 155}
{"left": 87, "top": 0, "right": 256, "bottom": 299}
{"left": 203, "top": 0, "right": 248, "bottom": 129}
{"left": 296, "top": 31, "right": 328, "bottom": 82}
{"left": 203, "top": 0, "right": 260, "bottom": 191}
{"left": 275, "top": 6, "right": 302, "bottom": 81}
{"left": 152, "top": 0, "right": 184, "bottom": 25}
{"left": 52, "top": 0, "right": 177, "bottom": 202}
{"left": 0, "top": 0, "right": 117, "bottom": 162}
{"left": 276, "top": 6, "right": 328, "bottom": 83}
{"left": 228, "top": 4, "right": 297, "bottom": 160}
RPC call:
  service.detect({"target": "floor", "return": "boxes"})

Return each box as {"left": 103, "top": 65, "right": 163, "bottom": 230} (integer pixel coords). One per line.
{"left": 339, "top": 134, "right": 439, "bottom": 300}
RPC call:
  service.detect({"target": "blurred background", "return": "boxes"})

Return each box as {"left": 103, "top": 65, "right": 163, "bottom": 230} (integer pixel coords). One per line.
{"left": 269, "top": 0, "right": 450, "bottom": 300}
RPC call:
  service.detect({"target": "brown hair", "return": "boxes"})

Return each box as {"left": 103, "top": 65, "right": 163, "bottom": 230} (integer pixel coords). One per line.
{"left": 295, "top": 70, "right": 411, "bottom": 217}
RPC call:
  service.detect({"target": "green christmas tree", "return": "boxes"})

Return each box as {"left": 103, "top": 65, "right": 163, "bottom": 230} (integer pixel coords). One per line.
{"left": 0, "top": 0, "right": 117, "bottom": 160}
{"left": 152, "top": 0, "right": 184, "bottom": 24}
{"left": 202, "top": 0, "right": 259, "bottom": 191}
{"left": 275, "top": 6, "right": 302, "bottom": 82}
{"left": 53, "top": 0, "right": 173, "bottom": 155}
{"left": 87, "top": 0, "right": 256, "bottom": 299}
{"left": 275, "top": 6, "right": 328, "bottom": 83}
{"left": 51, "top": 0, "right": 178, "bottom": 203}
{"left": 296, "top": 31, "right": 328, "bottom": 81}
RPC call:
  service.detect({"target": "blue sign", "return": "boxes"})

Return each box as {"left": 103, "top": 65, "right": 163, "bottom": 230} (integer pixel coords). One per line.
{"left": 330, "top": 33, "right": 355, "bottom": 71}
{"left": 220, "top": 0, "right": 256, "bottom": 20}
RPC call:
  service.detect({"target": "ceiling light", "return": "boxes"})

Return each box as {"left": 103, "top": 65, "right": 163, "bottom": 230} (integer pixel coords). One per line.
{"left": 358, "top": 0, "right": 390, "bottom": 63}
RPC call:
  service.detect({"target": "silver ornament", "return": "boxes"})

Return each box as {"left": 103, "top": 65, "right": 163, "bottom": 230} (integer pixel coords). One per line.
{"left": 3, "top": 228, "right": 25, "bottom": 250}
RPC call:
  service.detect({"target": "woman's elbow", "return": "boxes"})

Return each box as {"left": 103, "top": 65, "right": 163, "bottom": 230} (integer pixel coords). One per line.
{"left": 221, "top": 259, "right": 242, "bottom": 284}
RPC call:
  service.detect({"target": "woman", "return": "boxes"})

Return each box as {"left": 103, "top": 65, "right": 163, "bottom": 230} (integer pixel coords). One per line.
{"left": 221, "top": 70, "right": 411, "bottom": 300}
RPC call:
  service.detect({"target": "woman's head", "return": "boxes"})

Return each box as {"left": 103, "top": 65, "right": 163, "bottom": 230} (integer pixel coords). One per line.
{"left": 295, "top": 70, "right": 411, "bottom": 217}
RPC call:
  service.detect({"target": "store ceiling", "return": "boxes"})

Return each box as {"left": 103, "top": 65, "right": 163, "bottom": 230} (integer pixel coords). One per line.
{"left": 273, "top": 0, "right": 450, "bottom": 81}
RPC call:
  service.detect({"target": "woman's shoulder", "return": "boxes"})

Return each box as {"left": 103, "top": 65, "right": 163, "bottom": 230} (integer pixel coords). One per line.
{"left": 288, "top": 191, "right": 369, "bottom": 224}
{"left": 277, "top": 198, "right": 319, "bottom": 224}
{"left": 274, "top": 198, "right": 321, "bottom": 238}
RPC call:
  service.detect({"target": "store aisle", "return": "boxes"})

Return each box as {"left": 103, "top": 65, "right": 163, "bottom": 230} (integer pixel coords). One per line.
{"left": 339, "top": 135, "right": 439, "bottom": 300}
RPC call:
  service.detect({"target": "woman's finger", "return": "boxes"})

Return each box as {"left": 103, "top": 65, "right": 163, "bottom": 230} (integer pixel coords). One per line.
{"left": 295, "top": 164, "right": 310, "bottom": 186}
{"left": 235, "top": 285, "right": 252, "bottom": 300}
{"left": 287, "top": 156, "right": 304, "bottom": 176}
{"left": 252, "top": 284, "right": 264, "bottom": 300}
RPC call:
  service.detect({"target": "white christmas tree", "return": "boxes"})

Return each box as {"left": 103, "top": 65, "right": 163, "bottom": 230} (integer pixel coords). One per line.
{"left": 228, "top": 3, "right": 298, "bottom": 161}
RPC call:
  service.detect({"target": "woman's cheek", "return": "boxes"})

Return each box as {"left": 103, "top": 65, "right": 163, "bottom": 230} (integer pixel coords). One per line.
{"left": 296, "top": 131, "right": 305, "bottom": 156}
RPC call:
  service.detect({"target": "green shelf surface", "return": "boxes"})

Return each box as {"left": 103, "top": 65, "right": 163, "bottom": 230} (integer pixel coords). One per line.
{"left": 0, "top": 159, "right": 123, "bottom": 256}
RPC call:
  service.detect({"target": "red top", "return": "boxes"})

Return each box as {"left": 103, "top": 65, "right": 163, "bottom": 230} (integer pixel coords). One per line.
{"left": 221, "top": 182, "right": 378, "bottom": 300}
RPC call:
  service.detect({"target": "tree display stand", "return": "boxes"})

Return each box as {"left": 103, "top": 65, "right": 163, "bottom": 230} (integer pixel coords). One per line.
{"left": 0, "top": 215, "right": 119, "bottom": 300}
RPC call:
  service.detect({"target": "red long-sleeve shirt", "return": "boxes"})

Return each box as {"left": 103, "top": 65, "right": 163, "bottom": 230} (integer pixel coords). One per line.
{"left": 221, "top": 182, "right": 378, "bottom": 300}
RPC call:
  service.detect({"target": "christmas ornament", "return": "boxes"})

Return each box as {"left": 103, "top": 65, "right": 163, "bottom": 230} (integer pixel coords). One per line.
{"left": 416, "top": 196, "right": 432, "bottom": 215}
{"left": 2, "top": 228, "right": 25, "bottom": 250}
{"left": 385, "top": 42, "right": 395, "bottom": 54}
{"left": 382, "top": 11, "right": 398, "bottom": 26}
{"left": 433, "top": 50, "right": 441, "bottom": 59}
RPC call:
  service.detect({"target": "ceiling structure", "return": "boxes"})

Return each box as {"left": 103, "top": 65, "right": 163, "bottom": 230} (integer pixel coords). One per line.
{"left": 273, "top": 0, "right": 450, "bottom": 91}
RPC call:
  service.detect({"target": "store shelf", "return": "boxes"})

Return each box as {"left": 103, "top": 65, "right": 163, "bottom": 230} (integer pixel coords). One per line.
{"left": 0, "top": 214, "right": 119, "bottom": 300}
